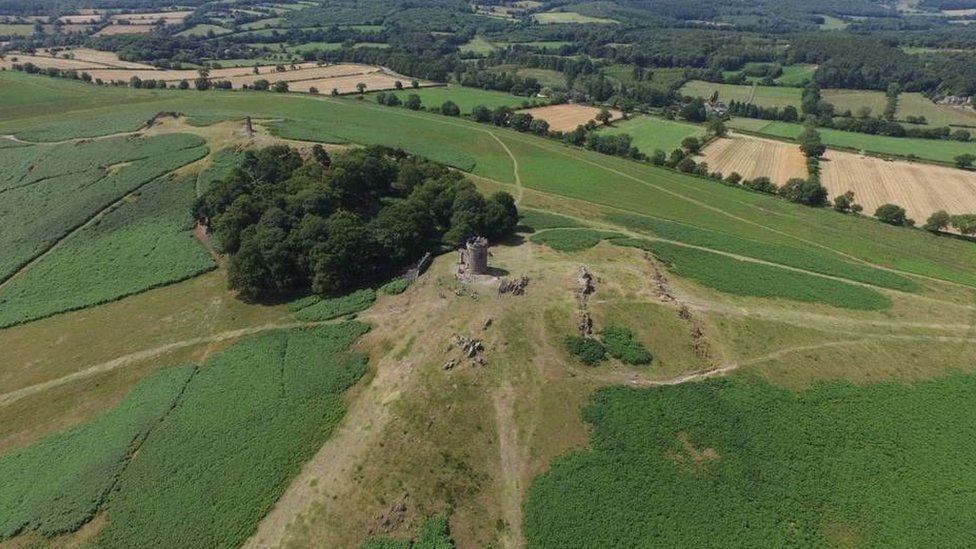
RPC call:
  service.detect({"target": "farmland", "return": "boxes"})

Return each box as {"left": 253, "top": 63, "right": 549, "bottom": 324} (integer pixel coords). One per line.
{"left": 680, "top": 81, "right": 801, "bottom": 109}
{"left": 821, "top": 149, "right": 976, "bottom": 224}
{"left": 696, "top": 134, "right": 807, "bottom": 183}
{"left": 897, "top": 92, "right": 976, "bottom": 127}
{"left": 518, "top": 104, "right": 622, "bottom": 132}
{"left": 8, "top": 68, "right": 976, "bottom": 548}
{"left": 369, "top": 85, "right": 539, "bottom": 113}
{"left": 600, "top": 116, "right": 704, "bottom": 155}
{"left": 532, "top": 11, "right": 617, "bottom": 24}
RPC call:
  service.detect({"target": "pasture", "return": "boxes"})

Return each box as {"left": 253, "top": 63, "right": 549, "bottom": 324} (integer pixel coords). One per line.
{"left": 533, "top": 11, "right": 617, "bottom": 23}
{"left": 518, "top": 104, "right": 622, "bottom": 132}
{"left": 680, "top": 81, "right": 801, "bottom": 109}
{"left": 94, "top": 24, "right": 156, "bottom": 36}
{"left": 696, "top": 134, "right": 806, "bottom": 183}
{"left": 821, "top": 149, "right": 976, "bottom": 224}
{"left": 600, "top": 116, "right": 704, "bottom": 155}
{"left": 367, "top": 85, "right": 538, "bottom": 113}
{"left": 898, "top": 92, "right": 976, "bottom": 127}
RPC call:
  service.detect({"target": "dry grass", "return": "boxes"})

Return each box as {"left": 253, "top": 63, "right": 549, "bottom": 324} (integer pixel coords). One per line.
{"left": 697, "top": 134, "right": 807, "bottom": 183}
{"left": 57, "top": 14, "right": 101, "bottom": 24}
{"left": 109, "top": 10, "right": 192, "bottom": 24}
{"left": 0, "top": 54, "right": 107, "bottom": 71}
{"left": 821, "top": 149, "right": 976, "bottom": 224}
{"left": 35, "top": 48, "right": 156, "bottom": 70}
{"left": 94, "top": 24, "right": 156, "bottom": 36}
{"left": 518, "top": 104, "right": 622, "bottom": 132}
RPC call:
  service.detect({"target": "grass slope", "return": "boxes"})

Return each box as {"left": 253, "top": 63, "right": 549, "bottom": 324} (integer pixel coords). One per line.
{"left": 530, "top": 229, "right": 620, "bottom": 252}
{"left": 600, "top": 116, "right": 704, "bottom": 155}
{"left": 525, "top": 373, "right": 976, "bottom": 547}
{"left": 368, "top": 85, "right": 538, "bottom": 114}
{"left": 0, "top": 175, "right": 215, "bottom": 328}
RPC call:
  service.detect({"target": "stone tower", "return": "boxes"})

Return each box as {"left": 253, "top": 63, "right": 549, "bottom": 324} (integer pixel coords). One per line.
{"left": 463, "top": 237, "right": 489, "bottom": 275}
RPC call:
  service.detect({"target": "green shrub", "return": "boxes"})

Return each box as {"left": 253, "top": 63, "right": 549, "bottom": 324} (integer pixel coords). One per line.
{"left": 601, "top": 326, "right": 652, "bottom": 365}
{"left": 564, "top": 335, "right": 606, "bottom": 365}
{"left": 530, "top": 229, "right": 620, "bottom": 252}
{"left": 380, "top": 278, "right": 412, "bottom": 295}
{"left": 293, "top": 289, "right": 376, "bottom": 321}
{"left": 360, "top": 516, "right": 454, "bottom": 549}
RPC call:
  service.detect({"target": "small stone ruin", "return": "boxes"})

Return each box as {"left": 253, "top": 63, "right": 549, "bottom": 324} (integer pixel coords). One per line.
{"left": 498, "top": 275, "right": 529, "bottom": 295}
{"left": 458, "top": 236, "right": 489, "bottom": 275}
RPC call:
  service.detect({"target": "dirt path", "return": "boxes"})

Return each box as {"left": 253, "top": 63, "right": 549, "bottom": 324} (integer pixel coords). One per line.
{"left": 0, "top": 320, "right": 334, "bottom": 407}
{"left": 489, "top": 132, "right": 523, "bottom": 204}
{"left": 493, "top": 382, "right": 524, "bottom": 548}
{"left": 245, "top": 333, "right": 420, "bottom": 549}
{"left": 192, "top": 222, "right": 224, "bottom": 268}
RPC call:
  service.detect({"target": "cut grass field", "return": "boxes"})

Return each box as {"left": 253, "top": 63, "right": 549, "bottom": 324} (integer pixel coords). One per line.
{"left": 897, "top": 92, "right": 976, "bottom": 127}
{"left": 532, "top": 11, "right": 617, "bottom": 24}
{"left": 366, "top": 85, "right": 538, "bottom": 113}
{"left": 525, "top": 373, "right": 976, "bottom": 547}
{"left": 518, "top": 104, "right": 622, "bottom": 132}
{"left": 599, "top": 115, "right": 704, "bottom": 155}
{"left": 458, "top": 36, "right": 498, "bottom": 54}
{"left": 176, "top": 23, "right": 231, "bottom": 37}
{"left": 728, "top": 118, "right": 976, "bottom": 164}
{"left": 680, "top": 81, "right": 801, "bottom": 109}
{"left": 774, "top": 64, "right": 816, "bottom": 86}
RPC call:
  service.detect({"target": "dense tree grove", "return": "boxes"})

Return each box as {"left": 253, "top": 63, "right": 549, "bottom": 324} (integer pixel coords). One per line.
{"left": 194, "top": 145, "right": 517, "bottom": 298}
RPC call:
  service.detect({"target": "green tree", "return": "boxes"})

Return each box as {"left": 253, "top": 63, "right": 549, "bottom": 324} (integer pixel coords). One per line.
{"left": 272, "top": 80, "right": 289, "bottom": 93}
{"left": 706, "top": 116, "right": 727, "bottom": 137}
{"left": 510, "top": 112, "right": 533, "bottom": 132}
{"left": 356, "top": 82, "right": 366, "bottom": 94}
{"left": 595, "top": 108, "right": 613, "bottom": 125}
{"left": 950, "top": 214, "right": 976, "bottom": 235}
{"left": 955, "top": 154, "right": 976, "bottom": 169}
{"left": 441, "top": 100, "right": 460, "bottom": 117}
{"left": 405, "top": 94, "right": 422, "bottom": 110}
{"left": 832, "top": 190, "right": 862, "bottom": 214}
{"left": 798, "top": 126, "right": 826, "bottom": 158}
{"left": 779, "top": 178, "right": 827, "bottom": 206}
{"left": 924, "top": 210, "right": 950, "bottom": 232}
{"left": 529, "top": 118, "right": 549, "bottom": 135}
{"left": 874, "top": 203, "right": 909, "bottom": 226}
{"left": 681, "top": 136, "right": 701, "bottom": 153}
{"left": 472, "top": 104, "right": 491, "bottom": 123}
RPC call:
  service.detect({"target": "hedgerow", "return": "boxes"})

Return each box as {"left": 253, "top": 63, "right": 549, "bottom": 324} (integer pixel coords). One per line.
{"left": 530, "top": 229, "right": 620, "bottom": 252}
{"left": 607, "top": 212, "right": 919, "bottom": 292}
{"left": 518, "top": 209, "right": 586, "bottom": 232}
{"left": 0, "top": 133, "right": 207, "bottom": 283}
{"left": 614, "top": 238, "right": 891, "bottom": 310}
{"left": 564, "top": 335, "right": 606, "bottom": 365}
{"left": 380, "top": 278, "right": 412, "bottom": 295}
{"left": 293, "top": 289, "right": 377, "bottom": 321}
{"left": 0, "top": 366, "right": 196, "bottom": 540}
{"left": 601, "top": 326, "right": 652, "bottom": 365}
{"left": 525, "top": 374, "right": 976, "bottom": 548}
{"left": 0, "top": 175, "right": 216, "bottom": 328}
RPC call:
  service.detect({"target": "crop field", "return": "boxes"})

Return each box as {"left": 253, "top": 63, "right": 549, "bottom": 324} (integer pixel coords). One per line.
{"left": 368, "top": 85, "right": 537, "bottom": 113}
{"left": 518, "top": 104, "right": 622, "bottom": 132}
{"left": 897, "top": 92, "right": 976, "bottom": 127}
{"left": 36, "top": 48, "right": 156, "bottom": 70}
{"left": 728, "top": 118, "right": 976, "bottom": 164}
{"left": 821, "top": 149, "right": 976, "bottom": 224}
{"left": 94, "top": 24, "right": 156, "bottom": 36}
{"left": 600, "top": 116, "right": 703, "bottom": 154}
{"left": 0, "top": 133, "right": 207, "bottom": 285}
{"left": 524, "top": 373, "right": 976, "bottom": 547}
{"left": 696, "top": 134, "right": 806, "bottom": 183}
{"left": 533, "top": 11, "right": 617, "bottom": 23}
{"left": 0, "top": 54, "right": 108, "bottom": 71}
{"left": 177, "top": 24, "right": 232, "bottom": 37}
{"left": 680, "top": 81, "right": 801, "bottom": 109}
{"left": 0, "top": 323, "right": 368, "bottom": 547}
{"left": 109, "top": 11, "right": 192, "bottom": 24}
{"left": 292, "top": 289, "right": 376, "bottom": 321}
{"left": 286, "top": 72, "right": 432, "bottom": 94}
{"left": 0, "top": 24, "right": 37, "bottom": 36}
{"left": 0, "top": 175, "right": 215, "bottom": 328}
{"left": 774, "top": 64, "right": 816, "bottom": 86}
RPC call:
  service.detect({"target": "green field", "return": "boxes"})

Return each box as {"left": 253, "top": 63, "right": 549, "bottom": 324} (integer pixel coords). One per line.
{"left": 680, "top": 81, "right": 801, "bottom": 109}
{"left": 728, "top": 118, "right": 976, "bottom": 163}
{"left": 898, "top": 92, "right": 976, "bottom": 127}
{"left": 176, "top": 23, "right": 231, "bottom": 37}
{"left": 368, "top": 85, "right": 538, "bottom": 113}
{"left": 458, "top": 36, "right": 498, "bottom": 54}
{"left": 0, "top": 175, "right": 215, "bottom": 328}
{"left": 600, "top": 116, "right": 704, "bottom": 155}
{"left": 822, "top": 89, "right": 889, "bottom": 116}
{"left": 0, "top": 133, "right": 207, "bottom": 284}
{"left": 0, "top": 23, "right": 36, "bottom": 36}
{"left": 533, "top": 11, "right": 617, "bottom": 24}
{"left": 525, "top": 373, "right": 976, "bottom": 547}
{"left": 241, "top": 17, "right": 285, "bottom": 29}
{"left": 818, "top": 14, "right": 849, "bottom": 29}
{"left": 774, "top": 64, "right": 816, "bottom": 86}
{"left": 529, "top": 229, "right": 621, "bottom": 252}
{"left": 0, "top": 323, "right": 368, "bottom": 546}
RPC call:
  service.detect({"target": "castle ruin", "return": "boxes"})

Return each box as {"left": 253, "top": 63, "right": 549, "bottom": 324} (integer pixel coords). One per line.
{"left": 459, "top": 236, "right": 489, "bottom": 275}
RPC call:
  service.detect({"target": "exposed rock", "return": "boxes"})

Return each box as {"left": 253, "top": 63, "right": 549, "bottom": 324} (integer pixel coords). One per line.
{"left": 482, "top": 317, "right": 493, "bottom": 330}
{"left": 498, "top": 275, "right": 529, "bottom": 295}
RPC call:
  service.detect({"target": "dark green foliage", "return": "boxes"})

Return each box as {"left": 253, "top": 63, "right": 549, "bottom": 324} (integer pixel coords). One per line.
{"left": 614, "top": 238, "right": 890, "bottom": 310}
{"left": 525, "top": 373, "right": 976, "bottom": 548}
{"left": 874, "top": 203, "right": 911, "bottom": 227}
{"left": 951, "top": 214, "right": 976, "bottom": 235}
{"left": 530, "top": 229, "right": 620, "bottom": 252}
{"left": 93, "top": 323, "right": 369, "bottom": 548}
{"left": 517, "top": 209, "right": 586, "bottom": 231}
{"left": 600, "top": 326, "right": 652, "bottom": 365}
{"left": 380, "top": 278, "right": 412, "bottom": 295}
{"left": 0, "top": 366, "right": 195, "bottom": 540}
{"left": 361, "top": 516, "right": 454, "bottom": 549}
{"left": 196, "top": 148, "right": 245, "bottom": 196}
{"left": 924, "top": 210, "right": 951, "bottom": 232}
{"left": 779, "top": 178, "right": 828, "bottom": 207}
{"left": 607, "top": 213, "right": 919, "bottom": 292}
{"left": 564, "top": 335, "right": 606, "bottom": 365}
{"left": 293, "top": 289, "right": 376, "bottom": 321}
{"left": 196, "top": 146, "right": 517, "bottom": 297}
{"left": 798, "top": 126, "right": 826, "bottom": 158}
{"left": 742, "top": 176, "right": 778, "bottom": 194}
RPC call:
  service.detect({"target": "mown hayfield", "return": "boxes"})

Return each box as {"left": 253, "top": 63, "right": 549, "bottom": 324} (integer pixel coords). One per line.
{"left": 696, "top": 134, "right": 806, "bottom": 183}
{"left": 525, "top": 373, "right": 976, "bottom": 548}
{"left": 94, "top": 24, "right": 156, "bottom": 36}
{"left": 37, "top": 47, "right": 156, "bottom": 69}
{"left": 821, "top": 149, "right": 976, "bottom": 224}
{"left": 176, "top": 24, "right": 232, "bottom": 37}
{"left": 367, "top": 85, "right": 537, "bottom": 113}
{"left": 518, "top": 104, "right": 622, "bottom": 132}
{"left": 728, "top": 118, "right": 976, "bottom": 164}
{"left": 533, "top": 11, "right": 617, "bottom": 23}
{"left": 600, "top": 115, "right": 703, "bottom": 155}
{"left": 822, "top": 89, "right": 889, "bottom": 115}
{"left": 0, "top": 133, "right": 207, "bottom": 284}
{"left": 0, "top": 175, "right": 215, "bottom": 328}
{"left": 0, "top": 324, "right": 368, "bottom": 547}
{"left": 774, "top": 64, "right": 816, "bottom": 86}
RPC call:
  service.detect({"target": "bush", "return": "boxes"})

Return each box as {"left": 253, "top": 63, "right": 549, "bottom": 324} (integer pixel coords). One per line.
{"left": 779, "top": 178, "right": 828, "bottom": 206}
{"left": 565, "top": 336, "right": 606, "bottom": 365}
{"left": 874, "top": 203, "right": 910, "bottom": 227}
{"left": 380, "top": 278, "right": 412, "bottom": 295}
{"left": 601, "top": 326, "right": 652, "bottom": 365}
